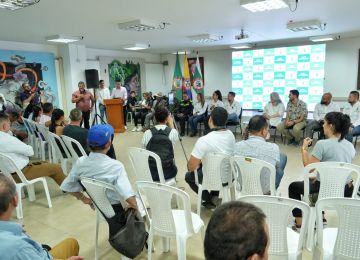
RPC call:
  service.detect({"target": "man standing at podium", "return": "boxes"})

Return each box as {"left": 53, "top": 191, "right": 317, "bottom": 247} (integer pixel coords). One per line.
{"left": 72, "top": 81, "right": 95, "bottom": 129}
{"left": 111, "top": 79, "right": 128, "bottom": 129}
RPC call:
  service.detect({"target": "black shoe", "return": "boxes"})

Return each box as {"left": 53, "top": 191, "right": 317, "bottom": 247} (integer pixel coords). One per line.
{"left": 201, "top": 201, "right": 216, "bottom": 210}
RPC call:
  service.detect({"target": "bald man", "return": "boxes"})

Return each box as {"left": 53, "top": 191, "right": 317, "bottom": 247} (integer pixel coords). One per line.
{"left": 305, "top": 93, "right": 340, "bottom": 138}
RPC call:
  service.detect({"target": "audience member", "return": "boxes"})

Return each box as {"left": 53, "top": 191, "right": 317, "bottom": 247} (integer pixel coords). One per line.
{"left": 111, "top": 79, "right": 128, "bottom": 129}
{"left": 127, "top": 90, "right": 137, "bottom": 124}
{"left": 71, "top": 81, "right": 95, "bottom": 129}
{"left": 96, "top": 80, "right": 110, "bottom": 121}
{"left": 343, "top": 90, "right": 360, "bottom": 142}
{"left": 305, "top": 92, "right": 339, "bottom": 139}
{"left": 0, "top": 93, "right": 7, "bottom": 112}
{"left": 39, "top": 102, "right": 53, "bottom": 127}
{"left": 204, "top": 201, "right": 269, "bottom": 260}
{"left": 8, "top": 111, "right": 28, "bottom": 141}
{"left": 0, "top": 113, "right": 66, "bottom": 186}
{"left": 224, "top": 91, "right": 241, "bottom": 123}
{"left": 0, "top": 174, "right": 83, "bottom": 260}
{"left": 49, "top": 108, "right": 66, "bottom": 136}
{"left": 142, "top": 107, "right": 179, "bottom": 181}
{"left": 277, "top": 89, "right": 308, "bottom": 146}
{"left": 204, "top": 90, "right": 224, "bottom": 133}
{"left": 63, "top": 108, "right": 116, "bottom": 159}
{"left": 263, "top": 92, "right": 285, "bottom": 128}
{"left": 185, "top": 107, "right": 235, "bottom": 209}
{"left": 289, "top": 112, "right": 355, "bottom": 229}
{"left": 132, "top": 92, "right": 153, "bottom": 132}
{"left": 188, "top": 92, "right": 208, "bottom": 137}
{"left": 61, "top": 124, "right": 139, "bottom": 214}
{"left": 235, "top": 115, "right": 287, "bottom": 192}
{"left": 19, "top": 82, "right": 41, "bottom": 108}
{"left": 143, "top": 92, "right": 167, "bottom": 131}
{"left": 30, "top": 105, "right": 42, "bottom": 122}
{"left": 174, "top": 93, "right": 193, "bottom": 136}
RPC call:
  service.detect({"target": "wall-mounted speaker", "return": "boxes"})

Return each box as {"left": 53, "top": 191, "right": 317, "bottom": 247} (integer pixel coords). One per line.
{"left": 85, "top": 69, "right": 99, "bottom": 89}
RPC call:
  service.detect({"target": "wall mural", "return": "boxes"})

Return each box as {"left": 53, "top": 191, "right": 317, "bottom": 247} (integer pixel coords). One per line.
{"left": 0, "top": 50, "right": 59, "bottom": 110}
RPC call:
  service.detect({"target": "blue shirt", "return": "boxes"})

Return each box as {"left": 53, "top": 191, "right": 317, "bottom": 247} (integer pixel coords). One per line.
{"left": 0, "top": 221, "right": 52, "bottom": 260}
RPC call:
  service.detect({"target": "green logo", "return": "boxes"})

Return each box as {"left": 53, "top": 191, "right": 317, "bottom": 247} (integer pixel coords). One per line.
{"left": 274, "top": 56, "right": 286, "bottom": 64}
{"left": 298, "top": 54, "right": 310, "bottom": 63}
{"left": 287, "top": 47, "right": 298, "bottom": 54}
{"left": 253, "top": 58, "right": 264, "bottom": 65}
{"left": 232, "top": 74, "right": 243, "bottom": 80}
{"left": 274, "top": 72, "right": 285, "bottom": 79}
{"left": 310, "top": 62, "right": 324, "bottom": 70}
{"left": 244, "top": 66, "right": 253, "bottom": 72}
{"left": 253, "top": 88, "right": 263, "bottom": 95}
{"left": 286, "top": 80, "right": 297, "bottom": 87}
{"left": 297, "top": 71, "right": 309, "bottom": 79}
{"left": 264, "top": 65, "right": 274, "bottom": 71}
{"left": 264, "top": 80, "right": 273, "bottom": 87}
{"left": 244, "top": 51, "right": 253, "bottom": 58}
{"left": 264, "top": 49, "right": 274, "bottom": 56}
{"left": 253, "top": 73, "right": 263, "bottom": 80}
{"left": 232, "top": 59, "right": 243, "bottom": 66}
{"left": 244, "top": 95, "right": 253, "bottom": 102}
{"left": 253, "top": 102, "right": 263, "bottom": 109}
{"left": 274, "top": 87, "right": 285, "bottom": 94}
{"left": 244, "top": 81, "right": 253, "bottom": 87}
{"left": 286, "top": 63, "right": 297, "bottom": 71}
{"left": 309, "top": 95, "right": 321, "bottom": 103}
{"left": 310, "top": 79, "right": 323, "bottom": 86}
{"left": 311, "top": 44, "right": 326, "bottom": 53}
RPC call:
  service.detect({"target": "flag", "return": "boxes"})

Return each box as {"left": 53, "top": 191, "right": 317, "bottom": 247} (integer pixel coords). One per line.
{"left": 192, "top": 53, "right": 204, "bottom": 91}
{"left": 172, "top": 53, "right": 182, "bottom": 90}
{"left": 183, "top": 52, "right": 192, "bottom": 100}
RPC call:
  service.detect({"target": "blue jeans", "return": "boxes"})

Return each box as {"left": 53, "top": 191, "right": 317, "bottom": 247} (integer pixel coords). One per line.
{"left": 227, "top": 113, "right": 239, "bottom": 123}
{"left": 189, "top": 114, "right": 205, "bottom": 134}
{"left": 345, "top": 125, "right": 360, "bottom": 142}
{"left": 275, "top": 153, "right": 287, "bottom": 189}
{"left": 99, "top": 104, "right": 106, "bottom": 121}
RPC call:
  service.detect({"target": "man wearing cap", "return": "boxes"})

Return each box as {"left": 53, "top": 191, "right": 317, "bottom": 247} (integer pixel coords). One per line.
{"left": 60, "top": 124, "right": 138, "bottom": 213}
{"left": 143, "top": 92, "right": 167, "bottom": 131}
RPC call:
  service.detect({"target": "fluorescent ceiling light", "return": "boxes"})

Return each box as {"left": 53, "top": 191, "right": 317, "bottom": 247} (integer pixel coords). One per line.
{"left": 240, "top": 0, "right": 288, "bottom": 12}
{"left": 118, "top": 19, "right": 157, "bottom": 31}
{"left": 172, "top": 51, "right": 191, "bottom": 55}
{"left": 230, "top": 44, "right": 252, "bottom": 49}
{"left": 309, "top": 35, "right": 334, "bottom": 42}
{"left": 46, "top": 35, "right": 83, "bottom": 43}
{"left": 0, "top": 0, "right": 40, "bottom": 10}
{"left": 189, "top": 34, "right": 223, "bottom": 43}
{"left": 287, "top": 19, "right": 322, "bottom": 32}
{"left": 122, "top": 43, "right": 149, "bottom": 51}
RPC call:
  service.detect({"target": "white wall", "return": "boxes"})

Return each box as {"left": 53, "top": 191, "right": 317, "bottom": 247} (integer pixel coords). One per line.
{"left": 0, "top": 40, "right": 59, "bottom": 56}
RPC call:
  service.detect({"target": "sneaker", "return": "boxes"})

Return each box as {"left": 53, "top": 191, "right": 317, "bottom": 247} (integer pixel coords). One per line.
{"left": 137, "top": 126, "right": 143, "bottom": 131}
{"left": 132, "top": 127, "right": 138, "bottom": 132}
{"left": 201, "top": 201, "right": 216, "bottom": 210}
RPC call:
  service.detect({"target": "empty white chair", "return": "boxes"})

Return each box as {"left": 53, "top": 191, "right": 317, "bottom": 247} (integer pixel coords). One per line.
{"left": 231, "top": 155, "right": 276, "bottom": 197}
{"left": 0, "top": 152, "right": 52, "bottom": 219}
{"left": 61, "top": 135, "right": 87, "bottom": 162}
{"left": 239, "top": 195, "right": 310, "bottom": 260}
{"left": 194, "top": 152, "right": 234, "bottom": 215}
{"left": 47, "top": 132, "right": 71, "bottom": 175}
{"left": 302, "top": 162, "right": 360, "bottom": 250}
{"left": 313, "top": 198, "right": 360, "bottom": 260}
{"left": 136, "top": 181, "right": 204, "bottom": 260}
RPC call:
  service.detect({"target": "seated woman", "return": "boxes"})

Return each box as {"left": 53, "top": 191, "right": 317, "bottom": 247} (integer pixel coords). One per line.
{"left": 263, "top": 92, "right": 285, "bottom": 128}
{"left": 188, "top": 93, "right": 208, "bottom": 137}
{"left": 289, "top": 112, "right": 355, "bottom": 229}
{"left": 204, "top": 90, "right": 224, "bottom": 133}
{"left": 49, "top": 108, "right": 67, "bottom": 135}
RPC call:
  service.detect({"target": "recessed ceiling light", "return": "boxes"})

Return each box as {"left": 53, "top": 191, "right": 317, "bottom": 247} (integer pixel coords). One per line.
{"left": 230, "top": 44, "right": 252, "bottom": 49}
{"left": 287, "top": 19, "right": 322, "bottom": 32}
{"left": 46, "top": 35, "right": 83, "bottom": 43}
{"left": 118, "top": 19, "right": 157, "bottom": 31}
{"left": 0, "top": 0, "right": 40, "bottom": 10}
{"left": 122, "top": 43, "right": 150, "bottom": 51}
{"left": 189, "top": 34, "right": 223, "bottom": 43}
{"left": 309, "top": 35, "right": 335, "bottom": 42}
{"left": 240, "top": 0, "right": 288, "bottom": 12}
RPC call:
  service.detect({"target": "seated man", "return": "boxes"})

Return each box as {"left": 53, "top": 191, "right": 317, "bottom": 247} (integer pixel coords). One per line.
{"left": 277, "top": 89, "right": 308, "bottom": 146}
{"left": 63, "top": 108, "right": 116, "bottom": 159}
{"left": 305, "top": 92, "right": 339, "bottom": 139}
{"left": 142, "top": 107, "right": 179, "bottom": 181}
{"left": 39, "top": 102, "right": 53, "bottom": 127}
{"left": 0, "top": 174, "right": 83, "bottom": 260}
{"left": 143, "top": 92, "right": 167, "bottom": 131}
{"left": 204, "top": 201, "right": 269, "bottom": 260}
{"left": 344, "top": 90, "right": 360, "bottom": 142}
{"left": 185, "top": 107, "right": 235, "bottom": 209}
{"left": 174, "top": 93, "right": 193, "bottom": 136}
{"left": 0, "top": 113, "right": 66, "bottom": 186}
{"left": 132, "top": 92, "right": 153, "bottom": 132}
{"left": 235, "top": 115, "right": 287, "bottom": 192}
{"left": 224, "top": 91, "right": 241, "bottom": 123}
{"left": 61, "top": 124, "right": 138, "bottom": 213}
{"left": 8, "top": 111, "right": 28, "bottom": 141}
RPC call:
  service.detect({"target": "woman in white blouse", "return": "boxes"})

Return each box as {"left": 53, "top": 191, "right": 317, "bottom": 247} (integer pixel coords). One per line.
{"left": 204, "top": 90, "right": 224, "bottom": 132}
{"left": 264, "top": 92, "right": 285, "bottom": 127}
{"left": 188, "top": 93, "right": 208, "bottom": 136}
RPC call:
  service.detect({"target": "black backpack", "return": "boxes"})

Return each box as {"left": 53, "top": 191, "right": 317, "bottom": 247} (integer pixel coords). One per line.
{"left": 146, "top": 127, "right": 177, "bottom": 181}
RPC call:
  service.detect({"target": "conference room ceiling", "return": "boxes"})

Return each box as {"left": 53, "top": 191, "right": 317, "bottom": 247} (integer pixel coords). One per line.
{"left": 0, "top": 0, "right": 360, "bottom": 54}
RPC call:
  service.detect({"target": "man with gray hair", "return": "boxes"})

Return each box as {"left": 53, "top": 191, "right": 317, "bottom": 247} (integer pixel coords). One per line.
{"left": 0, "top": 174, "right": 83, "bottom": 259}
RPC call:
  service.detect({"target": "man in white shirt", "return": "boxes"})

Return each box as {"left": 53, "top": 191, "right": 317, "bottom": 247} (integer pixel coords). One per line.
{"left": 186, "top": 107, "right": 235, "bottom": 209}
{"left": 96, "top": 80, "right": 111, "bottom": 121}
{"left": 0, "top": 113, "right": 65, "bottom": 186}
{"left": 225, "top": 92, "right": 241, "bottom": 123}
{"left": 305, "top": 92, "right": 340, "bottom": 138}
{"left": 111, "top": 79, "right": 128, "bottom": 128}
{"left": 61, "top": 124, "right": 138, "bottom": 213}
{"left": 39, "top": 102, "right": 53, "bottom": 127}
{"left": 142, "top": 107, "right": 179, "bottom": 181}
{"left": 344, "top": 90, "right": 360, "bottom": 142}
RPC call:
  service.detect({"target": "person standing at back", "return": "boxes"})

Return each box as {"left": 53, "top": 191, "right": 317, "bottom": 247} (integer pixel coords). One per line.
{"left": 96, "top": 80, "right": 110, "bottom": 121}
{"left": 111, "top": 79, "right": 128, "bottom": 129}
{"left": 71, "top": 81, "right": 95, "bottom": 129}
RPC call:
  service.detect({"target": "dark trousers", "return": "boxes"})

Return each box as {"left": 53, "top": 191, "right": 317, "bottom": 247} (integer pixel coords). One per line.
{"left": 134, "top": 111, "right": 148, "bottom": 127}
{"left": 289, "top": 180, "right": 353, "bottom": 217}
{"left": 123, "top": 106, "right": 127, "bottom": 126}
{"left": 185, "top": 168, "right": 219, "bottom": 202}
{"left": 81, "top": 110, "right": 91, "bottom": 129}
{"left": 175, "top": 115, "right": 189, "bottom": 135}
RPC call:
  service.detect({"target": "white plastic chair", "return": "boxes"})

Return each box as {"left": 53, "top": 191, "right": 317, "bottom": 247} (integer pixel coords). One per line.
{"left": 47, "top": 132, "right": 71, "bottom": 175}
{"left": 80, "top": 177, "right": 131, "bottom": 260}
{"left": 35, "top": 122, "right": 52, "bottom": 161}
{"left": 22, "top": 117, "right": 38, "bottom": 157}
{"left": 61, "top": 135, "right": 87, "bottom": 162}
{"left": 0, "top": 153, "right": 52, "bottom": 219}
{"left": 231, "top": 155, "right": 276, "bottom": 197}
{"left": 194, "top": 152, "right": 234, "bottom": 215}
{"left": 136, "top": 181, "right": 204, "bottom": 260}
{"left": 128, "top": 147, "right": 176, "bottom": 186}
{"left": 313, "top": 198, "right": 360, "bottom": 260}
{"left": 302, "top": 162, "right": 360, "bottom": 250}
{"left": 239, "top": 195, "right": 310, "bottom": 260}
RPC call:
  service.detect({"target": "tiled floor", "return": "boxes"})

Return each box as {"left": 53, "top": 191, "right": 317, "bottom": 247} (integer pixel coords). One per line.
{"left": 13, "top": 128, "right": 360, "bottom": 259}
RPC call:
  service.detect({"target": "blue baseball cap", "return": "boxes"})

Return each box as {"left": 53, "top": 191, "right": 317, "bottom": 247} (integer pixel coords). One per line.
{"left": 87, "top": 124, "right": 114, "bottom": 148}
